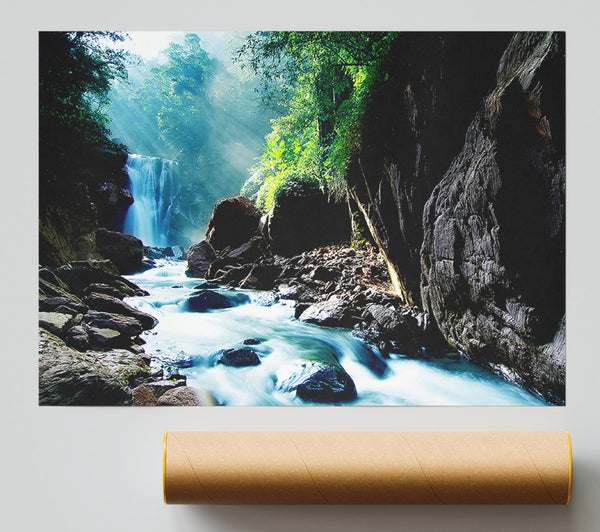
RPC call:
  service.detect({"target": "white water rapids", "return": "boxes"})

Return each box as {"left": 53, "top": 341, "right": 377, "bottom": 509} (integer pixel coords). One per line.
{"left": 125, "top": 259, "right": 547, "bottom": 406}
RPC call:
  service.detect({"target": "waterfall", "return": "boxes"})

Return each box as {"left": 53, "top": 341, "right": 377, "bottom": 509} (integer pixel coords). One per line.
{"left": 123, "top": 154, "right": 179, "bottom": 247}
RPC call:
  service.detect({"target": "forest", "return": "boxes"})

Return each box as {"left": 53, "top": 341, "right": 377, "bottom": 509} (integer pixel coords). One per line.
{"left": 38, "top": 31, "right": 566, "bottom": 407}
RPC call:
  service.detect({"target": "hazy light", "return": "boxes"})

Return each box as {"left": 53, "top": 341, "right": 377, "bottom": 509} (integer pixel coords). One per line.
{"left": 120, "top": 31, "right": 186, "bottom": 62}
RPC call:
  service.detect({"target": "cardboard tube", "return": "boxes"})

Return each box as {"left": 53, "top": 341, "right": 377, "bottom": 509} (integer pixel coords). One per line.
{"left": 163, "top": 431, "right": 572, "bottom": 505}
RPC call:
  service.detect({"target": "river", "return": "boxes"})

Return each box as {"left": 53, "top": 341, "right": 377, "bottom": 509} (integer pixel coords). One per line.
{"left": 123, "top": 259, "right": 547, "bottom": 406}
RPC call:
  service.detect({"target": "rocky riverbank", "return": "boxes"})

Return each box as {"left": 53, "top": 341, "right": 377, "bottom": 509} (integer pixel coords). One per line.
{"left": 38, "top": 259, "right": 215, "bottom": 406}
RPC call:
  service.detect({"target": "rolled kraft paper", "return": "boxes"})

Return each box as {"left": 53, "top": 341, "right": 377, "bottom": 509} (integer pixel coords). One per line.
{"left": 163, "top": 431, "right": 572, "bottom": 505}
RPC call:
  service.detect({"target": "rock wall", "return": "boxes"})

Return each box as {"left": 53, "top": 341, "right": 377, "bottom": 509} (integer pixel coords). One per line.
{"left": 347, "top": 32, "right": 565, "bottom": 403}
{"left": 39, "top": 145, "right": 131, "bottom": 267}
{"left": 420, "top": 33, "right": 565, "bottom": 403}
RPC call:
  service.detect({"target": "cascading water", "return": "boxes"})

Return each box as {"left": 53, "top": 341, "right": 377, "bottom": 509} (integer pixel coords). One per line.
{"left": 125, "top": 260, "right": 548, "bottom": 406}
{"left": 123, "top": 154, "right": 179, "bottom": 247}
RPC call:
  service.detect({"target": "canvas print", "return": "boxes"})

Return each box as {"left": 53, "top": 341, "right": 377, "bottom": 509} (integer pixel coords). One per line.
{"left": 38, "top": 31, "right": 565, "bottom": 406}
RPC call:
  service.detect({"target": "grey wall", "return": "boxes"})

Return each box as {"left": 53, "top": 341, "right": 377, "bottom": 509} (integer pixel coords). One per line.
{"left": 2, "top": 1, "right": 599, "bottom": 531}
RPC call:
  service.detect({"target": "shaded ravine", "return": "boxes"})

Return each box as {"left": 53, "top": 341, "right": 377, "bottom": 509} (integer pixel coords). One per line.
{"left": 125, "top": 259, "right": 547, "bottom": 406}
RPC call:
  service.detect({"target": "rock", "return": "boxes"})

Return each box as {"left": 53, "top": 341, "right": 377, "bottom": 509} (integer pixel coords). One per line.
{"left": 39, "top": 297, "right": 88, "bottom": 315}
{"left": 185, "top": 240, "right": 217, "bottom": 278}
{"left": 226, "top": 235, "right": 269, "bottom": 262}
{"left": 83, "top": 283, "right": 130, "bottom": 299}
{"left": 311, "top": 266, "right": 340, "bottom": 282}
{"left": 216, "top": 348, "right": 261, "bottom": 367}
{"left": 54, "top": 262, "right": 146, "bottom": 297}
{"left": 266, "top": 193, "right": 351, "bottom": 256}
{"left": 83, "top": 292, "right": 157, "bottom": 330}
{"left": 294, "top": 303, "right": 311, "bottom": 319}
{"left": 186, "top": 290, "right": 250, "bottom": 312}
{"left": 205, "top": 196, "right": 262, "bottom": 251}
{"left": 242, "top": 338, "right": 262, "bottom": 345}
{"left": 83, "top": 310, "right": 143, "bottom": 338}
{"left": 279, "top": 362, "right": 357, "bottom": 404}
{"left": 277, "top": 284, "right": 300, "bottom": 299}
{"left": 132, "top": 384, "right": 157, "bottom": 406}
{"left": 298, "top": 297, "right": 352, "bottom": 328}
{"left": 144, "top": 380, "right": 183, "bottom": 399}
{"left": 247, "top": 263, "right": 282, "bottom": 290}
{"left": 65, "top": 325, "right": 89, "bottom": 351}
{"left": 193, "top": 281, "right": 219, "bottom": 290}
{"left": 39, "top": 312, "right": 73, "bottom": 336}
{"left": 39, "top": 330, "right": 133, "bottom": 406}
{"left": 420, "top": 33, "right": 565, "bottom": 403}
{"left": 87, "top": 327, "right": 123, "bottom": 348}
{"left": 156, "top": 386, "right": 215, "bottom": 406}
{"left": 94, "top": 228, "right": 144, "bottom": 274}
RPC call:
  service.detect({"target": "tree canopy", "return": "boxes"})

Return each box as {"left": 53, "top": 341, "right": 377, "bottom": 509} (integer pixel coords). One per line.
{"left": 39, "top": 31, "right": 129, "bottom": 194}
{"left": 237, "top": 31, "right": 401, "bottom": 212}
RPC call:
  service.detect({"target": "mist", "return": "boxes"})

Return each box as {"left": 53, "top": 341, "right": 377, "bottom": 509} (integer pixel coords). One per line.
{"left": 106, "top": 31, "right": 274, "bottom": 247}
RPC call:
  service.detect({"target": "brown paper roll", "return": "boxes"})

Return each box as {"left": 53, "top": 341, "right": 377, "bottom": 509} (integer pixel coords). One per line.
{"left": 163, "top": 431, "right": 572, "bottom": 505}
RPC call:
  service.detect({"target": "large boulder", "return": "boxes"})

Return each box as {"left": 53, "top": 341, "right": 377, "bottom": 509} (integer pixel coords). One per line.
{"left": 266, "top": 192, "right": 350, "bottom": 257}
{"left": 205, "top": 196, "right": 262, "bottom": 251}
{"left": 94, "top": 228, "right": 144, "bottom": 274}
{"left": 53, "top": 262, "right": 146, "bottom": 297}
{"left": 185, "top": 240, "right": 217, "bottom": 278}
{"left": 39, "top": 330, "right": 135, "bottom": 405}
{"left": 278, "top": 361, "right": 357, "bottom": 404}
{"left": 186, "top": 290, "right": 250, "bottom": 312}
{"left": 82, "top": 310, "right": 144, "bottom": 338}
{"left": 39, "top": 312, "right": 76, "bottom": 337}
{"left": 298, "top": 297, "right": 353, "bottom": 328}
{"left": 83, "top": 292, "right": 157, "bottom": 330}
{"left": 215, "top": 347, "right": 261, "bottom": 367}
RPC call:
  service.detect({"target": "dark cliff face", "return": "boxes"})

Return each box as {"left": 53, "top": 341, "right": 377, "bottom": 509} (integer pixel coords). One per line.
{"left": 347, "top": 32, "right": 512, "bottom": 305}
{"left": 348, "top": 32, "right": 565, "bottom": 403}
{"left": 421, "top": 33, "right": 565, "bottom": 403}
{"left": 39, "top": 146, "right": 131, "bottom": 267}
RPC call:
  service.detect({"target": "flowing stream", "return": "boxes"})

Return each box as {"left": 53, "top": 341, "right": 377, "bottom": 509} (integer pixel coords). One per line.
{"left": 123, "top": 154, "right": 179, "bottom": 247}
{"left": 125, "top": 259, "right": 547, "bottom": 406}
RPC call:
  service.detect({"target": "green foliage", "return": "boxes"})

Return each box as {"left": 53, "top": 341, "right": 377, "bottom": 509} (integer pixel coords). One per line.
{"left": 237, "top": 32, "right": 400, "bottom": 212}
{"left": 107, "top": 33, "right": 274, "bottom": 223}
{"left": 39, "top": 31, "right": 129, "bottom": 195}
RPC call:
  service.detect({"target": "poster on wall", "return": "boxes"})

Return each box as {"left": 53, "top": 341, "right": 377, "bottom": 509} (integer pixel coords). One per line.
{"left": 38, "top": 31, "right": 565, "bottom": 406}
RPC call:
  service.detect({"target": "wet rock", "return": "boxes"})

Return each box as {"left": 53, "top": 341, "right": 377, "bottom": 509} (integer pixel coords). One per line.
{"left": 156, "top": 386, "right": 215, "bottom": 406}
{"left": 39, "top": 330, "right": 133, "bottom": 406}
{"left": 242, "top": 338, "right": 262, "bottom": 345}
{"left": 186, "top": 290, "right": 250, "bottom": 312}
{"left": 216, "top": 347, "right": 261, "bottom": 367}
{"left": 193, "top": 281, "right": 219, "bottom": 290}
{"left": 279, "top": 362, "right": 357, "bottom": 404}
{"left": 185, "top": 240, "right": 217, "bottom": 278}
{"left": 83, "top": 292, "right": 157, "bottom": 330}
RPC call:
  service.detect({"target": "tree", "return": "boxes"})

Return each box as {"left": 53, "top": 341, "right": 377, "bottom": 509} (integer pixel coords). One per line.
{"left": 237, "top": 31, "right": 400, "bottom": 211}
{"left": 39, "top": 31, "right": 129, "bottom": 194}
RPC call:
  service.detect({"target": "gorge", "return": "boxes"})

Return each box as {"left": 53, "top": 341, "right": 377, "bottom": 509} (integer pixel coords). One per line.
{"left": 38, "top": 31, "right": 565, "bottom": 406}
